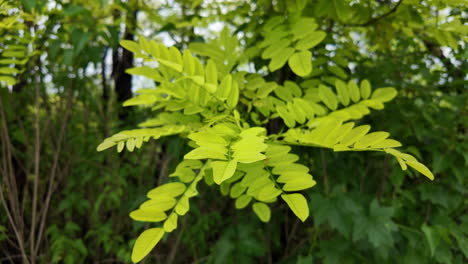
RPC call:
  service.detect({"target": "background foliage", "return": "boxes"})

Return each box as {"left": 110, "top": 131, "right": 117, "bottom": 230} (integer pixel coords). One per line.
{"left": 0, "top": 0, "right": 466, "bottom": 263}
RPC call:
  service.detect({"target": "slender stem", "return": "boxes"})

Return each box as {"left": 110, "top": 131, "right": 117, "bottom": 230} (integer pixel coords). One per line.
{"left": 34, "top": 84, "right": 73, "bottom": 255}
{"left": 30, "top": 63, "right": 41, "bottom": 264}
{"left": 320, "top": 149, "right": 329, "bottom": 195}
{"left": 345, "top": 0, "right": 404, "bottom": 27}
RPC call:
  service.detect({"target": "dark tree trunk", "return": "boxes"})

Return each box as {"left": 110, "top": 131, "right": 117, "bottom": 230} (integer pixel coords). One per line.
{"left": 112, "top": 8, "right": 137, "bottom": 122}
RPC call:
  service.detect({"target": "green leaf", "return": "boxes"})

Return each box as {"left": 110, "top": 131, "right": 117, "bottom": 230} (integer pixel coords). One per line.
{"left": 339, "top": 125, "right": 371, "bottom": 147}
{"left": 269, "top": 47, "right": 295, "bottom": 72}
{"left": 205, "top": 59, "right": 217, "bottom": 93}
{"left": 230, "top": 182, "right": 246, "bottom": 198}
{"left": 163, "top": 213, "right": 178, "bottom": 232}
{"left": 183, "top": 49, "right": 195, "bottom": 75}
{"left": 120, "top": 40, "right": 140, "bottom": 54}
{"left": 126, "top": 139, "right": 135, "bottom": 152}
{"left": 371, "top": 87, "right": 398, "bottom": 102}
{"left": 335, "top": 79, "right": 350, "bottom": 106}
{"left": 174, "top": 196, "right": 190, "bottom": 215}
{"left": 131, "top": 228, "right": 165, "bottom": 263}
{"left": 333, "top": 0, "right": 352, "bottom": 22}
{"left": 282, "top": 177, "right": 316, "bottom": 191}
{"left": 96, "top": 140, "right": 116, "bottom": 152}
{"left": 0, "top": 75, "right": 16, "bottom": 85}
{"left": 360, "top": 79, "right": 371, "bottom": 99}
{"left": 227, "top": 81, "right": 239, "bottom": 108}
{"left": 276, "top": 105, "right": 296, "bottom": 128}
{"left": 129, "top": 208, "right": 167, "bottom": 222}
{"left": 318, "top": 84, "right": 338, "bottom": 110}
{"left": 354, "top": 132, "right": 389, "bottom": 149}
{"left": 231, "top": 128, "right": 267, "bottom": 163}
{"left": 140, "top": 196, "right": 177, "bottom": 211}
{"left": 212, "top": 160, "right": 237, "bottom": 184}
{"left": 252, "top": 202, "right": 271, "bottom": 222}
{"left": 147, "top": 182, "right": 186, "bottom": 199}
{"left": 257, "top": 184, "right": 282, "bottom": 201}
{"left": 295, "top": 31, "right": 326, "bottom": 50}
{"left": 348, "top": 81, "right": 360, "bottom": 103}
{"left": 184, "top": 147, "right": 227, "bottom": 160}
{"left": 421, "top": 224, "right": 439, "bottom": 257}
{"left": 235, "top": 195, "right": 252, "bottom": 209}
{"left": 288, "top": 51, "right": 312, "bottom": 77}
{"left": 406, "top": 160, "right": 434, "bottom": 180}
{"left": 216, "top": 74, "right": 232, "bottom": 100}
{"left": 126, "top": 66, "right": 163, "bottom": 82}
{"left": 157, "top": 58, "right": 183, "bottom": 73}
{"left": 117, "top": 141, "right": 125, "bottom": 153}
{"left": 0, "top": 67, "right": 19, "bottom": 74}
{"left": 261, "top": 38, "right": 292, "bottom": 59}
{"left": 272, "top": 163, "right": 309, "bottom": 175}
{"left": 281, "top": 193, "right": 309, "bottom": 222}
{"left": 123, "top": 95, "right": 157, "bottom": 107}
{"left": 369, "top": 139, "right": 402, "bottom": 149}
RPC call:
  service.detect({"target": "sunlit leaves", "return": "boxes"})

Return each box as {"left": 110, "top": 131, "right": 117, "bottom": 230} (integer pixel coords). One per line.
{"left": 98, "top": 29, "right": 436, "bottom": 264}
{"left": 232, "top": 127, "right": 267, "bottom": 163}
{"left": 260, "top": 16, "right": 326, "bottom": 75}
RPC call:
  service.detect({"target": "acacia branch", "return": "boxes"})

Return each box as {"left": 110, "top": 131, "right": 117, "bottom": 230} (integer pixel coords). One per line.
{"left": 345, "top": 0, "right": 403, "bottom": 27}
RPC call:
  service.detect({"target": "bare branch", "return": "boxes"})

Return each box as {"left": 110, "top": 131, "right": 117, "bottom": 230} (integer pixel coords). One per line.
{"left": 345, "top": 0, "right": 403, "bottom": 27}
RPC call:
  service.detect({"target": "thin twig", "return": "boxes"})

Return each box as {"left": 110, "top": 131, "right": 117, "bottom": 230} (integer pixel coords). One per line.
{"left": 0, "top": 96, "right": 28, "bottom": 263}
{"left": 34, "top": 85, "right": 74, "bottom": 255}
{"left": 345, "top": 0, "right": 403, "bottom": 27}
{"left": 30, "top": 61, "right": 41, "bottom": 264}
{"left": 320, "top": 150, "right": 329, "bottom": 195}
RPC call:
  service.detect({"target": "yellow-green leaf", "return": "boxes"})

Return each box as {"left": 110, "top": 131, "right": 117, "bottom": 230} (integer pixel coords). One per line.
{"left": 354, "top": 132, "right": 389, "bottom": 149}
{"left": 235, "top": 195, "right": 252, "bottom": 209}
{"left": 318, "top": 84, "right": 338, "bottom": 110}
{"left": 227, "top": 81, "right": 239, "bottom": 108}
{"left": 120, "top": 40, "right": 140, "bottom": 53}
{"left": 360, "top": 79, "right": 371, "bottom": 99}
{"left": 282, "top": 178, "right": 316, "bottom": 191}
{"left": 252, "top": 202, "right": 271, "bottom": 222}
{"left": 281, "top": 193, "right": 309, "bottom": 222}
{"left": 147, "top": 182, "right": 186, "bottom": 199}
{"left": 269, "top": 47, "right": 295, "bottom": 72}
{"left": 131, "top": 228, "right": 165, "bottom": 263}
{"left": 216, "top": 74, "right": 232, "bottom": 100}
{"left": 174, "top": 196, "right": 190, "bottom": 215}
{"left": 261, "top": 38, "right": 292, "bottom": 59}
{"left": 96, "top": 140, "right": 116, "bottom": 152}
{"left": 406, "top": 160, "right": 434, "bottom": 180}
{"left": 288, "top": 50, "right": 312, "bottom": 77}
{"left": 212, "top": 160, "right": 237, "bottom": 184}
{"left": 163, "top": 213, "right": 178, "bottom": 232}
{"left": 371, "top": 87, "right": 398, "bottom": 103}
{"left": 335, "top": 79, "right": 350, "bottom": 106}
{"left": 348, "top": 80, "right": 360, "bottom": 103}
{"left": 140, "top": 196, "right": 177, "bottom": 211}
{"left": 295, "top": 31, "right": 326, "bottom": 50}
{"left": 129, "top": 208, "right": 167, "bottom": 222}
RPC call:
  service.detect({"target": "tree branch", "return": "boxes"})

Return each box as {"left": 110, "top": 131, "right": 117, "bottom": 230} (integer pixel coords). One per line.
{"left": 345, "top": 0, "right": 403, "bottom": 27}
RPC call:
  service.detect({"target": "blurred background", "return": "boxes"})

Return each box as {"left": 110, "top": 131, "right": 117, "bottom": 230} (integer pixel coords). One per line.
{"left": 0, "top": 0, "right": 466, "bottom": 263}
